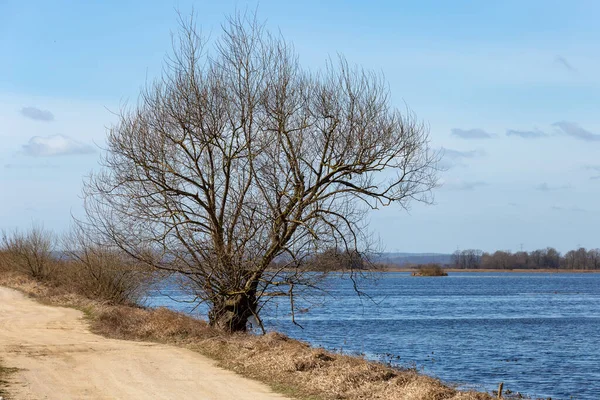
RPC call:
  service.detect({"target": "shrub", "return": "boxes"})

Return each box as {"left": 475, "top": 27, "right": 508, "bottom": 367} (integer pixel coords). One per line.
{"left": 0, "top": 224, "right": 56, "bottom": 278}
{"left": 60, "top": 225, "right": 154, "bottom": 305}
{"left": 412, "top": 263, "right": 448, "bottom": 276}
{"left": 0, "top": 224, "right": 152, "bottom": 306}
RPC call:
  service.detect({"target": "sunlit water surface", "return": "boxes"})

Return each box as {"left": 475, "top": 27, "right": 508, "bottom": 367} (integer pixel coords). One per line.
{"left": 147, "top": 272, "right": 600, "bottom": 400}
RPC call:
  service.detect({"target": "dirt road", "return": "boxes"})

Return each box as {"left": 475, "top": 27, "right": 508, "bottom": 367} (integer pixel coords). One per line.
{"left": 0, "top": 287, "right": 289, "bottom": 400}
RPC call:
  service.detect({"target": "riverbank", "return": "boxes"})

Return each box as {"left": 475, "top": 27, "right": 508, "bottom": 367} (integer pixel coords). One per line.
{"left": 0, "top": 272, "right": 496, "bottom": 400}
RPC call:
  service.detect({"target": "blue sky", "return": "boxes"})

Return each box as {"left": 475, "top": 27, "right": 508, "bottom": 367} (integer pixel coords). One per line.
{"left": 1, "top": 0, "right": 599, "bottom": 253}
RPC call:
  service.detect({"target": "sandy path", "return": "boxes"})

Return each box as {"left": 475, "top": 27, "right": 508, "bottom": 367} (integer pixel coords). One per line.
{"left": 0, "top": 287, "right": 289, "bottom": 400}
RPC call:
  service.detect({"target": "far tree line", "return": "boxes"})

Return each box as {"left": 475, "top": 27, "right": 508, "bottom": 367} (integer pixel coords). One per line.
{"left": 451, "top": 247, "right": 600, "bottom": 270}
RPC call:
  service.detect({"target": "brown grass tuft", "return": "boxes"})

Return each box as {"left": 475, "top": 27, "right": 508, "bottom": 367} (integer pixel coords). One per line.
{"left": 90, "top": 305, "right": 217, "bottom": 343}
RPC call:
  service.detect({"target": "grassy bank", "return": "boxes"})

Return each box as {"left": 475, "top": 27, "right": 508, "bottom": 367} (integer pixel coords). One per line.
{"left": 0, "top": 271, "right": 502, "bottom": 400}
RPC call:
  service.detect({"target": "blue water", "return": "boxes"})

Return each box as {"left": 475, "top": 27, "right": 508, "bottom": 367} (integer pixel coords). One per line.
{"left": 146, "top": 272, "right": 600, "bottom": 400}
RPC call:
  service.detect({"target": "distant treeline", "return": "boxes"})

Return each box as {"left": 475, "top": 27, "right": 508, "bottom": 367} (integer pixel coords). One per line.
{"left": 451, "top": 247, "right": 600, "bottom": 270}
{"left": 284, "top": 247, "right": 600, "bottom": 271}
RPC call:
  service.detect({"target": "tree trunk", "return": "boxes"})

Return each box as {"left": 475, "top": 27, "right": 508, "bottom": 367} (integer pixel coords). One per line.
{"left": 208, "top": 292, "right": 257, "bottom": 333}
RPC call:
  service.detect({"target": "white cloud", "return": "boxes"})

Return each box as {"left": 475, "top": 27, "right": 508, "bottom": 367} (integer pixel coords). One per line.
{"left": 22, "top": 134, "right": 95, "bottom": 157}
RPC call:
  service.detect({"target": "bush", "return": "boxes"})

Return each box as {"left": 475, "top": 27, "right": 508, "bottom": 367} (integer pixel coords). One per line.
{"left": 1, "top": 225, "right": 56, "bottom": 278}
{"left": 412, "top": 263, "right": 448, "bottom": 276}
{"left": 60, "top": 225, "right": 153, "bottom": 305}
{"left": 0, "top": 224, "right": 152, "bottom": 306}
{"left": 50, "top": 254, "right": 150, "bottom": 306}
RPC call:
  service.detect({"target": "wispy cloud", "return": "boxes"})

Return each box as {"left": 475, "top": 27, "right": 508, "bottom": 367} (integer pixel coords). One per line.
{"left": 553, "top": 121, "right": 600, "bottom": 142}
{"left": 536, "top": 182, "right": 572, "bottom": 192}
{"left": 506, "top": 129, "right": 548, "bottom": 139}
{"left": 554, "top": 55, "right": 576, "bottom": 73}
{"left": 444, "top": 180, "right": 488, "bottom": 191}
{"left": 4, "top": 163, "right": 60, "bottom": 169}
{"left": 439, "top": 148, "right": 485, "bottom": 169}
{"left": 451, "top": 128, "right": 493, "bottom": 139}
{"left": 22, "top": 134, "right": 95, "bottom": 157}
{"left": 20, "top": 106, "right": 55, "bottom": 122}
{"left": 585, "top": 165, "right": 600, "bottom": 180}
{"left": 552, "top": 205, "right": 587, "bottom": 213}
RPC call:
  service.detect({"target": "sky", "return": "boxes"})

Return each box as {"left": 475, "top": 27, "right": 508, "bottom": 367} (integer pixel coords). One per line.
{"left": 1, "top": 0, "right": 599, "bottom": 254}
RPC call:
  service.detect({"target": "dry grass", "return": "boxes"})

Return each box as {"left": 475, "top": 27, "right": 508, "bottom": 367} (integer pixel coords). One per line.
{"left": 0, "top": 270, "right": 500, "bottom": 400}
{"left": 193, "top": 333, "right": 494, "bottom": 400}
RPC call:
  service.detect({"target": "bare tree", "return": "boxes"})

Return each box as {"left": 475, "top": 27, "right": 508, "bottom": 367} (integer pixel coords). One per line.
{"left": 565, "top": 247, "right": 591, "bottom": 270}
{"left": 530, "top": 249, "right": 543, "bottom": 268}
{"left": 451, "top": 250, "right": 462, "bottom": 268}
{"left": 451, "top": 249, "right": 482, "bottom": 269}
{"left": 544, "top": 247, "right": 561, "bottom": 269}
{"left": 588, "top": 249, "right": 600, "bottom": 270}
{"left": 82, "top": 13, "right": 439, "bottom": 332}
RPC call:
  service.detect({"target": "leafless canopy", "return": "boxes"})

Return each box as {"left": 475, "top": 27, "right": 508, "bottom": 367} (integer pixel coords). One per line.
{"left": 82, "top": 12, "right": 439, "bottom": 332}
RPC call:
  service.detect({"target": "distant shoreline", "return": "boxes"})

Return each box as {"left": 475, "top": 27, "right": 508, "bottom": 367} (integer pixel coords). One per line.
{"left": 379, "top": 267, "right": 600, "bottom": 273}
